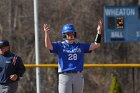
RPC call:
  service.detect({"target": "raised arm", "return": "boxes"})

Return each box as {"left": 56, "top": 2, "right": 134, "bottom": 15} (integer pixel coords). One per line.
{"left": 89, "top": 18, "right": 103, "bottom": 51}
{"left": 43, "top": 24, "right": 53, "bottom": 50}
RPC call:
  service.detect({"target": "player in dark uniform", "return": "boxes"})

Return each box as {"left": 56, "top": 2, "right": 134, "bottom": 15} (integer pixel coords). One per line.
{"left": 0, "top": 40, "right": 25, "bottom": 93}
{"left": 43, "top": 19, "right": 102, "bottom": 93}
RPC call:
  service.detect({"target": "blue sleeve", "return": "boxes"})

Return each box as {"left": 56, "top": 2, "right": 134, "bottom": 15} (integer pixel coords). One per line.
{"left": 81, "top": 43, "right": 92, "bottom": 53}
{"left": 50, "top": 42, "right": 59, "bottom": 54}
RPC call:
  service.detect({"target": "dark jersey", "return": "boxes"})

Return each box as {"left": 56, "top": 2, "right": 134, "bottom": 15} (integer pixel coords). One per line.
{"left": 0, "top": 51, "right": 25, "bottom": 84}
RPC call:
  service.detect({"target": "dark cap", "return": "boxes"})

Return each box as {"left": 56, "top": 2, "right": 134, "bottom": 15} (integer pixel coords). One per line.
{"left": 0, "top": 40, "right": 10, "bottom": 48}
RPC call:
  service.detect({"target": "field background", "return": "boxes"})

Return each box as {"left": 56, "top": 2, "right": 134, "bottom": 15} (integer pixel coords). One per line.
{"left": 0, "top": 0, "right": 140, "bottom": 93}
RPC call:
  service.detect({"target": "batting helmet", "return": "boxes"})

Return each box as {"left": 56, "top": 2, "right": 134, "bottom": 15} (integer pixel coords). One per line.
{"left": 61, "top": 24, "right": 77, "bottom": 38}
{"left": 0, "top": 40, "right": 10, "bottom": 48}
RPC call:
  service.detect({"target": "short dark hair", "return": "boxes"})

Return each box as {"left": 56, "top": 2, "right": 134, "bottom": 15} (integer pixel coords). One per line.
{"left": 0, "top": 40, "right": 10, "bottom": 48}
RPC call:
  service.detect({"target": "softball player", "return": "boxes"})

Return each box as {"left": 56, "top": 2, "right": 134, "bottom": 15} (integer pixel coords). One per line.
{"left": 43, "top": 19, "right": 102, "bottom": 93}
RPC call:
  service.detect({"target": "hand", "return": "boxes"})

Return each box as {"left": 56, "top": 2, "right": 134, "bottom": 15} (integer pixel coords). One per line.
{"left": 10, "top": 74, "right": 18, "bottom": 81}
{"left": 43, "top": 24, "right": 50, "bottom": 33}
{"left": 97, "top": 18, "right": 102, "bottom": 34}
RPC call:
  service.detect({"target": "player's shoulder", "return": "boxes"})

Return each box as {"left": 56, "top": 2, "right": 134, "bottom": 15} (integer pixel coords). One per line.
{"left": 74, "top": 41, "right": 83, "bottom": 45}
{"left": 76, "top": 42, "right": 91, "bottom": 46}
{"left": 53, "top": 41, "right": 61, "bottom": 43}
{"left": 52, "top": 41, "right": 62, "bottom": 45}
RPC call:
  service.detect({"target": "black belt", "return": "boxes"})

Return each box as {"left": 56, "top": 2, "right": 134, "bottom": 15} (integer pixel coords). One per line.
{"left": 58, "top": 71, "right": 81, "bottom": 74}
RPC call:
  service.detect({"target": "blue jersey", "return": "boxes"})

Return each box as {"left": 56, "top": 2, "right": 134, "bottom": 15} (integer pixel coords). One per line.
{"left": 51, "top": 41, "right": 91, "bottom": 72}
